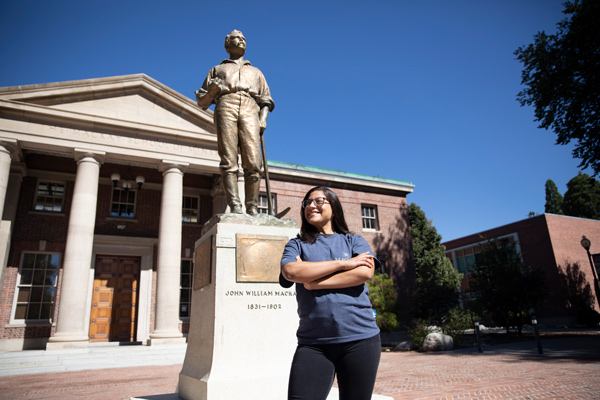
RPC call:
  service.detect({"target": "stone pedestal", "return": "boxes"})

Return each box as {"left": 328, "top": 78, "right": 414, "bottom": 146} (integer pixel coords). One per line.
{"left": 178, "top": 214, "right": 299, "bottom": 400}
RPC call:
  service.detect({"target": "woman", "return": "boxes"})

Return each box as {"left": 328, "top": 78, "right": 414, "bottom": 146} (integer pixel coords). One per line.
{"left": 280, "top": 186, "right": 381, "bottom": 400}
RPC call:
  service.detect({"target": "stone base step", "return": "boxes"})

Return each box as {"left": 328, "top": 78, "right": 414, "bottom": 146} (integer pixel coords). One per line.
{"left": 0, "top": 343, "right": 187, "bottom": 377}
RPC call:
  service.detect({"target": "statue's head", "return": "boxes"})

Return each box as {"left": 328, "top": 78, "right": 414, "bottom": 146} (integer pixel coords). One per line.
{"left": 224, "top": 30, "right": 246, "bottom": 55}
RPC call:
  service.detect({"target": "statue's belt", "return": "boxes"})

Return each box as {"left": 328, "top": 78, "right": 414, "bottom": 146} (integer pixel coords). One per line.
{"left": 217, "top": 89, "right": 254, "bottom": 99}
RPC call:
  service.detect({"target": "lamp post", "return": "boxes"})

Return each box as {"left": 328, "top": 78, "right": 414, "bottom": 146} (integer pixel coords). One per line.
{"left": 580, "top": 235, "right": 600, "bottom": 309}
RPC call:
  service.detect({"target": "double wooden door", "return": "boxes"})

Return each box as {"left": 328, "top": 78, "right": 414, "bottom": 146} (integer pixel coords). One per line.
{"left": 89, "top": 255, "right": 140, "bottom": 342}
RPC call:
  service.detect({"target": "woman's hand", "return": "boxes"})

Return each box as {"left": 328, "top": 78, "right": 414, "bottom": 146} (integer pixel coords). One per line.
{"left": 293, "top": 253, "right": 374, "bottom": 271}
{"left": 342, "top": 252, "right": 375, "bottom": 270}
{"left": 282, "top": 252, "right": 376, "bottom": 286}
{"left": 295, "top": 253, "right": 376, "bottom": 290}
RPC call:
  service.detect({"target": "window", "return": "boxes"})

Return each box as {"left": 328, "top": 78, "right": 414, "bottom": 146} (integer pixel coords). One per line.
{"left": 361, "top": 205, "right": 378, "bottom": 230}
{"left": 180, "top": 259, "right": 194, "bottom": 318}
{"left": 257, "top": 194, "right": 276, "bottom": 214}
{"left": 34, "top": 181, "right": 65, "bottom": 212}
{"left": 182, "top": 196, "right": 199, "bottom": 223}
{"left": 110, "top": 188, "right": 136, "bottom": 218}
{"left": 14, "top": 253, "right": 60, "bottom": 321}
{"left": 449, "top": 247, "right": 479, "bottom": 275}
{"left": 446, "top": 234, "right": 521, "bottom": 275}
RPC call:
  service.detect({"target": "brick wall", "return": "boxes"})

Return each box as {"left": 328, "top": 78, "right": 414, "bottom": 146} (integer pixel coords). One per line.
{"left": 443, "top": 214, "right": 600, "bottom": 325}
{"left": 1, "top": 157, "right": 209, "bottom": 344}
{"left": 546, "top": 214, "right": 600, "bottom": 314}
{"left": 2, "top": 155, "right": 414, "bottom": 344}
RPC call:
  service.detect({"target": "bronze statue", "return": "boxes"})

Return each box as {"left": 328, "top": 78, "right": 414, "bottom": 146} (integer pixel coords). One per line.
{"left": 195, "top": 30, "right": 275, "bottom": 215}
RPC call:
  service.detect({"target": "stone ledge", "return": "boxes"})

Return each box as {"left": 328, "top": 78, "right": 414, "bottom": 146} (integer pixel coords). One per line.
{"left": 201, "top": 213, "right": 297, "bottom": 235}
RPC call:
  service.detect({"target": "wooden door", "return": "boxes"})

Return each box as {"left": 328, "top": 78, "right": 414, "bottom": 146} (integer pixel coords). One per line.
{"left": 89, "top": 255, "right": 140, "bottom": 343}
{"left": 111, "top": 257, "right": 139, "bottom": 342}
{"left": 89, "top": 256, "right": 117, "bottom": 342}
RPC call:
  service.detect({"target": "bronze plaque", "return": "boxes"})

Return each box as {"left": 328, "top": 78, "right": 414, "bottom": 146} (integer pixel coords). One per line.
{"left": 236, "top": 234, "right": 288, "bottom": 282}
{"left": 193, "top": 236, "right": 212, "bottom": 290}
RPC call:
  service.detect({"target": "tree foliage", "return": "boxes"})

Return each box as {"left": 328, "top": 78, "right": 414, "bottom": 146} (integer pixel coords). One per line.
{"left": 471, "top": 239, "right": 546, "bottom": 334}
{"left": 515, "top": 0, "right": 600, "bottom": 176}
{"left": 367, "top": 272, "right": 401, "bottom": 333}
{"left": 545, "top": 179, "right": 564, "bottom": 214}
{"left": 408, "top": 203, "right": 462, "bottom": 321}
{"left": 562, "top": 172, "right": 600, "bottom": 219}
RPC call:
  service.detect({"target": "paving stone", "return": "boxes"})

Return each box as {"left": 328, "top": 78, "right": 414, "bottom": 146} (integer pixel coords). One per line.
{"left": 0, "top": 336, "right": 598, "bottom": 400}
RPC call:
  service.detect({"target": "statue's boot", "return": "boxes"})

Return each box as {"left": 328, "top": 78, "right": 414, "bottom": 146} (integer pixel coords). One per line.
{"left": 222, "top": 174, "right": 243, "bottom": 214}
{"left": 245, "top": 175, "right": 260, "bottom": 216}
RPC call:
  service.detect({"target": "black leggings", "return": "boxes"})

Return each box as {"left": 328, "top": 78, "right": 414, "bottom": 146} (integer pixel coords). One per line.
{"left": 287, "top": 334, "right": 381, "bottom": 400}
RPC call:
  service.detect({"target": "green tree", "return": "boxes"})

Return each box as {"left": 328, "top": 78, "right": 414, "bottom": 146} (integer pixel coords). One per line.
{"left": 408, "top": 203, "right": 462, "bottom": 321}
{"left": 514, "top": 0, "right": 600, "bottom": 176}
{"left": 367, "top": 272, "right": 400, "bottom": 333}
{"left": 562, "top": 172, "right": 600, "bottom": 219}
{"left": 471, "top": 239, "right": 546, "bottom": 334}
{"left": 545, "top": 179, "right": 564, "bottom": 214}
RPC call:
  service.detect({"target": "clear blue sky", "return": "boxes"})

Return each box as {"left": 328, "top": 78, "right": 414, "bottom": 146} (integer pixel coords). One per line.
{"left": 0, "top": 0, "right": 589, "bottom": 241}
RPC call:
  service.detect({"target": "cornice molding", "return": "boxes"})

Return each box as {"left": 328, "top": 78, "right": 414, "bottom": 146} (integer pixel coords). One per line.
{"left": 268, "top": 161, "right": 414, "bottom": 195}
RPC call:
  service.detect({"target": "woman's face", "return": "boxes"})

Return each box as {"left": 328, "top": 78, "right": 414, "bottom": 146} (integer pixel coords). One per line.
{"left": 304, "top": 190, "right": 334, "bottom": 234}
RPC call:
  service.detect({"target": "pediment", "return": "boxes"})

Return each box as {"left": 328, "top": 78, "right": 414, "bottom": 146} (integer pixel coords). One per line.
{"left": 53, "top": 93, "right": 206, "bottom": 133}
{"left": 0, "top": 74, "right": 216, "bottom": 144}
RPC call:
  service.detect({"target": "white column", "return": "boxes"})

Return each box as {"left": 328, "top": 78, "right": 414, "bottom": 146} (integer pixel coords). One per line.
{"left": 3, "top": 162, "right": 26, "bottom": 222}
{"left": 47, "top": 149, "right": 105, "bottom": 349}
{"left": 149, "top": 160, "right": 188, "bottom": 344}
{"left": 0, "top": 163, "right": 26, "bottom": 291}
{"left": 0, "top": 142, "right": 14, "bottom": 216}
{"left": 0, "top": 141, "right": 18, "bottom": 295}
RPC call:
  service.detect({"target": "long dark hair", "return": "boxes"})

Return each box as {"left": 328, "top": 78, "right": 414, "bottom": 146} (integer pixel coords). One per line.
{"left": 298, "top": 186, "right": 350, "bottom": 243}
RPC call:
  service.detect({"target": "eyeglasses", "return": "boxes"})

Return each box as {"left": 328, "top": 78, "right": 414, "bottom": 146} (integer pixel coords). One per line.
{"left": 302, "top": 197, "right": 329, "bottom": 208}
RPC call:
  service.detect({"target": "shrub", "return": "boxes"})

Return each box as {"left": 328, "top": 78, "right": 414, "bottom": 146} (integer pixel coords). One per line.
{"left": 408, "top": 319, "right": 432, "bottom": 350}
{"left": 441, "top": 307, "right": 473, "bottom": 346}
{"left": 367, "top": 272, "right": 401, "bottom": 333}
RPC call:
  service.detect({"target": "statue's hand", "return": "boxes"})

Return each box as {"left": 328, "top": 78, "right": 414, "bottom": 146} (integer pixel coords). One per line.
{"left": 259, "top": 106, "right": 269, "bottom": 132}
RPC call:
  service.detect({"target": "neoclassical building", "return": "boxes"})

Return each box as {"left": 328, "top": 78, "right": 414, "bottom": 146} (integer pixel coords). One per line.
{"left": 0, "top": 74, "right": 415, "bottom": 351}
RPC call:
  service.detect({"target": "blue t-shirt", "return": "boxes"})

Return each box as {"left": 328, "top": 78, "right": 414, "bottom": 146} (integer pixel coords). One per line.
{"left": 280, "top": 233, "right": 380, "bottom": 345}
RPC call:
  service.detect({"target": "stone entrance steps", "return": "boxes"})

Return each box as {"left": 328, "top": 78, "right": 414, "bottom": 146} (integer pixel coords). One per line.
{"left": 0, "top": 343, "right": 187, "bottom": 377}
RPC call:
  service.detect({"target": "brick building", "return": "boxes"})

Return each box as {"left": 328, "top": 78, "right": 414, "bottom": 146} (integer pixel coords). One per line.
{"left": 443, "top": 214, "right": 600, "bottom": 326}
{"left": 0, "top": 74, "right": 415, "bottom": 351}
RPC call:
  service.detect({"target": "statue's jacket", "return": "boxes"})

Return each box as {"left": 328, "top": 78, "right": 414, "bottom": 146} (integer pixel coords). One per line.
{"left": 200, "top": 59, "right": 275, "bottom": 112}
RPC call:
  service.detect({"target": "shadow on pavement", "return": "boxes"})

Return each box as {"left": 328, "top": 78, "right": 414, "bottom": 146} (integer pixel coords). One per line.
{"left": 425, "top": 335, "right": 600, "bottom": 363}
{"left": 131, "top": 394, "right": 181, "bottom": 400}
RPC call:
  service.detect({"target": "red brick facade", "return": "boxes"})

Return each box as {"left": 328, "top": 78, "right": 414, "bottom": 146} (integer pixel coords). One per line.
{"left": 0, "top": 154, "right": 414, "bottom": 349}
{"left": 443, "top": 214, "right": 600, "bottom": 326}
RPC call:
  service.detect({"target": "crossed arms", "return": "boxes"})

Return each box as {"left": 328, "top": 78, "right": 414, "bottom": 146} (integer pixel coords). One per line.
{"left": 281, "top": 252, "right": 375, "bottom": 290}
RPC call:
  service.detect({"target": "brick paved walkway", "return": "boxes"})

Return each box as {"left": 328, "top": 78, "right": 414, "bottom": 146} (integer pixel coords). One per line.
{"left": 0, "top": 336, "right": 599, "bottom": 400}
{"left": 376, "top": 349, "right": 599, "bottom": 399}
